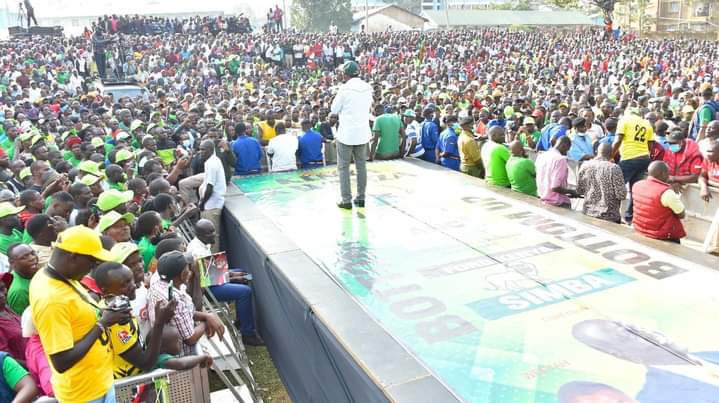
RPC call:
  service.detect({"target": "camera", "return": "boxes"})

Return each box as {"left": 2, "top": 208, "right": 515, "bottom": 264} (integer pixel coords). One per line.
{"left": 106, "top": 295, "right": 131, "bottom": 312}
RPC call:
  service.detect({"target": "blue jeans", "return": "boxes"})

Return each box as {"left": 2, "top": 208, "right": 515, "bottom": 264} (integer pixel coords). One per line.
{"left": 619, "top": 156, "right": 650, "bottom": 222}
{"left": 88, "top": 387, "right": 116, "bottom": 403}
{"left": 209, "top": 269, "right": 255, "bottom": 336}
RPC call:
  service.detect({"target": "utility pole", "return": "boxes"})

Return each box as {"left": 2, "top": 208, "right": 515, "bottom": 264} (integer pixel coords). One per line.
{"left": 283, "top": 0, "right": 287, "bottom": 30}
{"left": 365, "top": 0, "right": 369, "bottom": 33}
{"left": 444, "top": 0, "right": 450, "bottom": 29}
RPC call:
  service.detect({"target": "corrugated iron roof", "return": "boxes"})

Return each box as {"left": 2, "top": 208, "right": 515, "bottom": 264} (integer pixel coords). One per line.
{"left": 423, "top": 10, "right": 600, "bottom": 26}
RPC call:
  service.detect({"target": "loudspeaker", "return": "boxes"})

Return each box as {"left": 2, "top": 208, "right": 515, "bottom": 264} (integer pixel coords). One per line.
{"left": 29, "top": 26, "right": 63, "bottom": 36}
{"left": 8, "top": 26, "right": 27, "bottom": 37}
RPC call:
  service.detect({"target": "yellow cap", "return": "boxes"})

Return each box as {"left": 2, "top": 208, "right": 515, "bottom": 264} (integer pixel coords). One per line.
{"left": 53, "top": 225, "right": 114, "bottom": 261}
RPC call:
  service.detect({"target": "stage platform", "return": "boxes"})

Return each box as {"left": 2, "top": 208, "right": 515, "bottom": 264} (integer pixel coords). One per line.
{"left": 223, "top": 159, "right": 719, "bottom": 403}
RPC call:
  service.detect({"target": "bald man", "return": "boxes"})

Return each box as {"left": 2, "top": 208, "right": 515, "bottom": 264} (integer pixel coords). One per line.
{"left": 632, "top": 161, "right": 686, "bottom": 243}
{"left": 481, "top": 126, "right": 510, "bottom": 187}
{"left": 577, "top": 143, "right": 627, "bottom": 224}
{"left": 698, "top": 120, "right": 719, "bottom": 158}
{"left": 535, "top": 136, "right": 578, "bottom": 207}
{"left": 505, "top": 140, "right": 537, "bottom": 197}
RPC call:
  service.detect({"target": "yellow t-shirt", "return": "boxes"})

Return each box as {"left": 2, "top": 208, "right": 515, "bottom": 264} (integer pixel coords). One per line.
{"left": 618, "top": 114, "right": 654, "bottom": 160}
{"left": 258, "top": 121, "right": 277, "bottom": 142}
{"left": 109, "top": 317, "right": 142, "bottom": 379}
{"left": 29, "top": 270, "right": 114, "bottom": 402}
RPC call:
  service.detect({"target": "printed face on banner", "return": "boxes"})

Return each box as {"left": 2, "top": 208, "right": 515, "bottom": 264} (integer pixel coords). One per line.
{"left": 234, "top": 161, "right": 719, "bottom": 403}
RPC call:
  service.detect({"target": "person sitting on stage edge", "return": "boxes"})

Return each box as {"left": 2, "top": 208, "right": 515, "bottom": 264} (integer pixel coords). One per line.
{"left": 632, "top": 161, "right": 686, "bottom": 243}
{"left": 186, "top": 219, "right": 264, "bottom": 346}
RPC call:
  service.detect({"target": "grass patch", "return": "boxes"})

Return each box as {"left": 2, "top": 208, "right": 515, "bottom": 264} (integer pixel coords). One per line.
{"left": 208, "top": 346, "right": 291, "bottom": 402}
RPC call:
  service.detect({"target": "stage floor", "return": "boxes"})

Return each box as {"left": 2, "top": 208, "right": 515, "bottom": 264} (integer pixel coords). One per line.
{"left": 232, "top": 160, "right": 719, "bottom": 403}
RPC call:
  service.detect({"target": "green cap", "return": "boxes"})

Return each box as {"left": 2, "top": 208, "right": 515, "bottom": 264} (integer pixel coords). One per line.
{"left": 403, "top": 109, "right": 416, "bottom": 118}
{"left": 115, "top": 149, "right": 134, "bottom": 164}
{"left": 97, "top": 211, "right": 135, "bottom": 233}
{"left": 79, "top": 160, "right": 104, "bottom": 178}
{"left": 18, "top": 131, "right": 33, "bottom": 142}
{"left": 79, "top": 174, "right": 102, "bottom": 186}
{"left": 110, "top": 241, "right": 139, "bottom": 264}
{"left": 503, "top": 106, "right": 515, "bottom": 119}
{"left": 18, "top": 167, "right": 31, "bottom": 180}
{"left": 0, "top": 202, "right": 24, "bottom": 219}
{"left": 91, "top": 137, "right": 105, "bottom": 149}
{"left": 130, "top": 119, "right": 145, "bottom": 133}
{"left": 96, "top": 189, "right": 134, "bottom": 212}
{"left": 342, "top": 61, "right": 360, "bottom": 77}
{"left": 116, "top": 131, "right": 131, "bottom": 141}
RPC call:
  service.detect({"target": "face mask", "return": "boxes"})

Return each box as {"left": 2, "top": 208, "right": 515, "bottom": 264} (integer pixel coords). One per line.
{"left": 575, "top": 131, "right": 587, "bottom": 137}
{"left": 182, "top": 139, "right": 191, "bottom": 149}
{"left": 669, "top": 144, "right": 682, "bottom": 153}
{"left": 452, "top": 123, "right": 460, "bottom": 131}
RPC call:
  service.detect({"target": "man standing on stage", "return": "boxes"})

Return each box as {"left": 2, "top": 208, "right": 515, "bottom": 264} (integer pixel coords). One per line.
{"left": 92, "top": 27, "right": 113, "bottom": 79}
{"left": 24, "top": 0, "right": 38, "bottom": 27}
{"left": 330, "top": 61, "right": 373, "bottom": 209}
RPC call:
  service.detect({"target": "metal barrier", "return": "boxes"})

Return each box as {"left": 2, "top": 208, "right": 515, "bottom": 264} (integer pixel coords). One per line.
{"left": 34, "top": 366, "right": 211, "bottom": 403}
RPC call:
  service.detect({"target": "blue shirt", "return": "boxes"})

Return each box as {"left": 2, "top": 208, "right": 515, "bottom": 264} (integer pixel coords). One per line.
{"left": 420, "top": 120, "right": 440, "bottom": 163}
{"left": 599, "top": 132, "right": 616, "bottom": 147}
{"left": 567, "top": 132, "right": 594, "bottom": 161}
{"left": 421, "top": 120, "right": 440, "bottom": 151}
{"left": 438, "top": 128, "right": 460, "bottom": 171}
{"left": 232, "top": 135, "right": 262, "bottom": 175}
{"left": 536, "top": 123, "right": 568, "bottom": 151}
{"left": 298, "top": 130, "right": 324, "bottom": 167}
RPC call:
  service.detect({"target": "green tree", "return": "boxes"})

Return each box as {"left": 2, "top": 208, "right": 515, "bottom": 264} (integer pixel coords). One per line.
{"left": 292, "top": 0, "right": 353, "bottom": 32}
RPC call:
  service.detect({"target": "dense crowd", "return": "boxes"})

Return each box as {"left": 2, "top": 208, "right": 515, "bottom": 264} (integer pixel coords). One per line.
{"left": 0, "top": 17, "right": 718, "bottom": 402}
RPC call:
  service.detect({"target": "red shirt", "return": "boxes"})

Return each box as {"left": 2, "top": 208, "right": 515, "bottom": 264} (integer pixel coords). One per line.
{"left": 701, "top": 159, "right": 719, "bottom": 186}
{"left": 80, "top": 275, "right": 102, "bottom": 296}
{"left": 662, "top": 139, "right": 703, "bottom": 177}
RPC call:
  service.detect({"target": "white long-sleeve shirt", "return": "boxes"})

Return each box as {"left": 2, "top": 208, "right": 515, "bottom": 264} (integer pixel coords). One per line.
{"left": 330, "top": 77, "right": 373, "bottom": 146}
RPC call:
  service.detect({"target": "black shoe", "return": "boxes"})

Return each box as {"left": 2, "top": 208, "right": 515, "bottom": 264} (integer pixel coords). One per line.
{"left": 353, "top": 199, "right": 365, "bottom": 208}
{"left": 242, "top": 334, "right": 265, "bottom": 347}
{"left": 337, "top": 202, "right": 353, "bottom": 209}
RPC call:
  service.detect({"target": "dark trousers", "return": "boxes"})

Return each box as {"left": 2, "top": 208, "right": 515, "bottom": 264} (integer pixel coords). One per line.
{"left": 619, "top": 156, "right": 650, "bottom": 223}
{"left": 27, "top": 10, "right": 38, "bottom": 27}
{"left": 95, "top": 52, "right": 106, "bottom": 78}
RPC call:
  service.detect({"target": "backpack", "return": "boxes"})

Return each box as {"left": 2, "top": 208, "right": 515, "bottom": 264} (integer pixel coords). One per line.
{"left": 690, "top": 100, "right": 719, "bottom": 139}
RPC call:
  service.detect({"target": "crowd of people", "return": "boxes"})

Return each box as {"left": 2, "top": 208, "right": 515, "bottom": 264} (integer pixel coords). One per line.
{"left": 0, "top": 16, "right": 719, "bottom": 401}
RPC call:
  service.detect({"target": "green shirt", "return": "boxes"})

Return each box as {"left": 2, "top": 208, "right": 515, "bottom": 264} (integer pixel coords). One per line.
{"left": 7, "top": 271, "right": 31, "bottom": 315}
{"left": 67, "top": 155, "right": 82, "bottom": 168}
{"left": 372, "top": 114, "right": 402, "bottom": 157}
{"left": 481, "top": 141, "right": 511, "bottom": 187}
{"left": 108, "top": 181, "right": 126, "bottom": 191}
{"left": 153, "top": 353, "right": 176, "bottom": 370}
{"left": 506, "top": 156, "right": 538, "bottom": 197}
{"left": 519, "top": 130, "right": 541, "bottom": 148}
{"left": 699, "top": 104, "right": 715, "bottom": 125}
{"left": 138, "top": 236, "right": 156, "bottom": 271}
{"left": 0, "top": 137, "right": 15, "bottom": 160}
{"left": 0, "top": 229, "right": 31, "bottom": 255}
{"left": 2, "top": 354, "right": 29, "bottom": 389}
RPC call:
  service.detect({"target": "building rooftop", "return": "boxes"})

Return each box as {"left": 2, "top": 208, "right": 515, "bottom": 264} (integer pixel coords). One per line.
{"left": 423, "top": 9, "right": 600, "bottom": 26}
